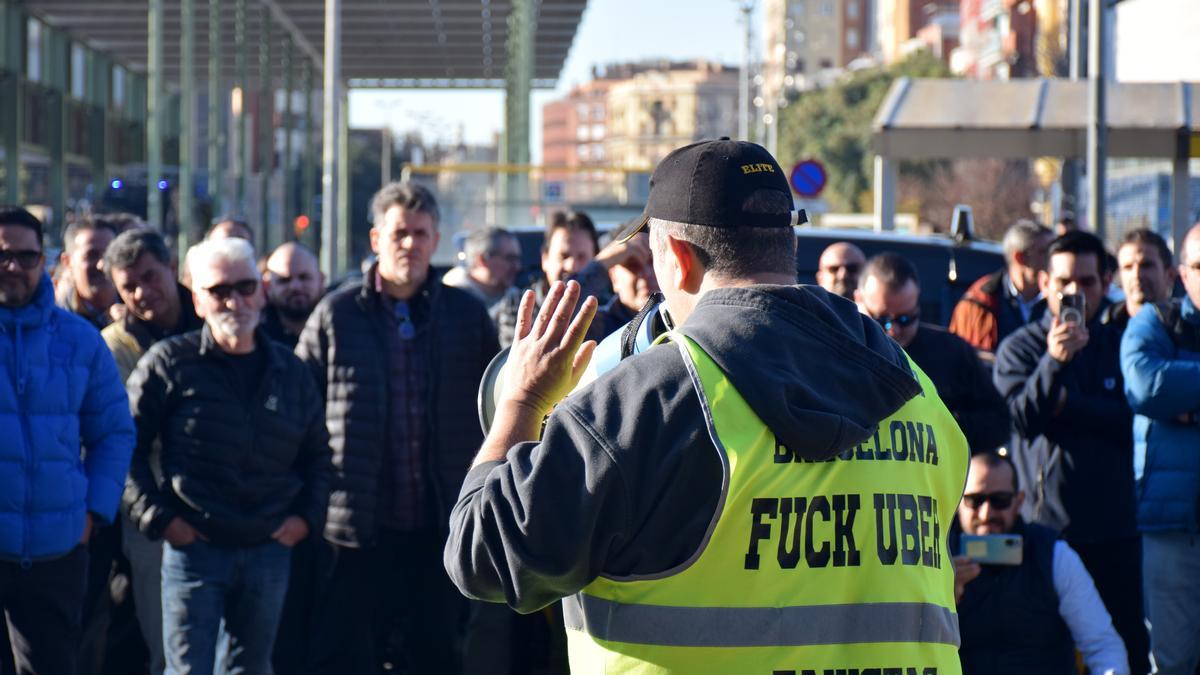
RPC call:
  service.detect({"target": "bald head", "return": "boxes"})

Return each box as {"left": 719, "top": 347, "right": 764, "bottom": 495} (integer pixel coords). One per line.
{"left": 816, "top": 242, "right": 866, "bottom": 299}
{"left": 264, "top": 242, "right": 325, "bottom": 323}
{"left": 1180, "top": 223, "right": 1200, "bottom": 307}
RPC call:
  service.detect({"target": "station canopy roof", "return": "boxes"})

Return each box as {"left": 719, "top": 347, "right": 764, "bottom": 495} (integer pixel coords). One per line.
{"left": 872, "top": 78, "right": 1200, "bottom": 159}
{"left": 19, "top": 0, "right": 586, "bottom": 88}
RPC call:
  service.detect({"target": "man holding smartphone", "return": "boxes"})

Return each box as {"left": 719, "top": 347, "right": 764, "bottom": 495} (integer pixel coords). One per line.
{"left": 953, "top": 452, "right": 1127, "bottom": 675}
{"left": 994, "top": 231, "right": 1148, "bottom": 674}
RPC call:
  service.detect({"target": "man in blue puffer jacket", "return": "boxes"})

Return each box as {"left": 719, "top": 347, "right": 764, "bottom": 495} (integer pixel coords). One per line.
{"left": 1121, "top": 222, "right": 1200, "bottom": 675}
{"left": 0, "top": 206, "right": 134, "bottom": 675}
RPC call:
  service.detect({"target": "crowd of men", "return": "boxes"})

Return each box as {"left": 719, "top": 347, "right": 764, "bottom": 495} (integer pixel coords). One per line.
{"left": 0, "top": 171, "right": 1198, "bottom": 675}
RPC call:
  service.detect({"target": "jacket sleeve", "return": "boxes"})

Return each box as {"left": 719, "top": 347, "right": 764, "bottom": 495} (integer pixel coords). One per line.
{"left": 951, "top": 341, "right": 1011, "bottom": 452}
{"left": 290, "top": 366, "right": 333, "bottom": 534}
{"left": 1121, "top": 308, "right": 1200, "bottom": 419}
{"left": 295, "top": 300, "right": 330, "bottom": 398}
{"left": 949, "top": 295, "right": 997, "bottom": 352}
{"left": 80, "top": 335, "right": 136, "bottom": 524}
{"left": 444, "top": 403, "right": 631, "bottom": 614}
{"left": 1053, "top": 541, "right": 1130, "bottom": 675}
{"left": 994, "top": 330, "right": 1066, "bottom": 440}
{"left": 122, "top": 349, "right": 178, "bottom": 538}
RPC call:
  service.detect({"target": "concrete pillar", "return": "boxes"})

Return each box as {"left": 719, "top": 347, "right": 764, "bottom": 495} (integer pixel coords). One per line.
{"left": 258, "top": 4, "right": 272, "bottom": 252}
{"left": 873, "top": 155, "right": 897, "bottom": 232}
{"left": 320, "top": 0, "right": 341, "bottom": 278}
{"left": 47, "top": 30, "right": 66, "bottom": 233}
{"left": 1, "top": 2, "right": 21, "bottom": 204}
{"left": 337, "top": 89, "right": 349, "bottom": 274}
{"left": 234, "top": 0, "right": 247, "bottom": 212}
{"left": 502, "top": 0, "right": 534, "bottom": 228}
{"left": 207, "top": 0, "right": 222, "bottom": 218}
{"left": 1172, "top": 133, "right": 1193, "bottom": 256}
{"left": 89, "top": 52, "right": 111, "bottom": 202}
{"left": 1086, "top": 0, "right": 1107, "bottom": 240}
{"left": 179, "top": 0, "right": 195, "bottom": 253}
{"left": 301, "top": 59, "right": 316, "bottom": 250}
{"left": 147, "top": 0, "right": 164, "bottom": 229}
{"left": 282, "top": 36, "right": 294, "bottom": 242}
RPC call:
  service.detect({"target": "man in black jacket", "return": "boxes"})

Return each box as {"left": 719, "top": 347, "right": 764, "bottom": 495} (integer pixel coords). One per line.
{"left": 124, "top": 236, "right": 331, "bottom": 675}
{"left": 294, "top": 182, "right": 498, "bottom": 674}
{"left": 994, "top": 230, "right": 1149, "bottom": 674}
{"left": 856, "top": 252, "right": 1010, "bottom": 453}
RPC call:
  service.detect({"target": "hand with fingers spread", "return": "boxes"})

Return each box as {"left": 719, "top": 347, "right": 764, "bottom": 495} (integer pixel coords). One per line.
{"left": 500, "top": 280, "right": 600, "bottom": 418}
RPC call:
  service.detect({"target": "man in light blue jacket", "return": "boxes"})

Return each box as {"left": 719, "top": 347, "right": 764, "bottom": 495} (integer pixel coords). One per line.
{"left": 0, "top": 206, "right": 135, "bottom": 675}
{"left": 1121, "top": 221, "right": 1200, "bottom": 675}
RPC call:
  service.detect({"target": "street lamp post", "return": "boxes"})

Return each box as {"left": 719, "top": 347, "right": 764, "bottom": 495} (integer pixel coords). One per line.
{"left": 736, "top": 1, "right": 754, "bottom": 142}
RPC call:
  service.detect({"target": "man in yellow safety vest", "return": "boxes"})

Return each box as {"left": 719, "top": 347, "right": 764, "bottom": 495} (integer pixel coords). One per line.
{"left": 445, "top": 138, "right": 970, "bottom": 674}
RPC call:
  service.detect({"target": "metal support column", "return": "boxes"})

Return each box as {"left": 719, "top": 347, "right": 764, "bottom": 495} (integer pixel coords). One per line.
{"left": 502, "top": 0, "right": 533, "bottom": 227}
{"left": 147, "top": 0, "right": 164, "bottom": 229}
{"left": 873, "top": 156, "right": 897, "bottom": 232}
{"left": 89, "top": 52, "right": 111, "bottom": 202}
{"left": 282, "top": 37, "right": 294, "bottom": 242}
{"left": 234, "top": 0, "right": 247, "bottom": 213}
{"left": 1172, "top": 122, "right": 1193, "bottom": 255}
{"left": 301, "top": 60, "right": 314, "bottom": 245}
{"left": 337, "top": 89, "right": 349, "bottom": 274}
{"left": 320, "top": 0, "right": 341, "bottom": 278}
{"left": 738, "top": 1, "right": 753, "bottom": 142}
{"left": 258, "top": 5, "right": 272, "bottom": 252}
{"left": 207, "top": 0, "right": 222, "bottom": 218}
{"left": 47, "top": 30, "right": 66, "bottom": 232}
{"left": 179, "top": 0, "right": 195, "bottom": 252}
{"left": 1086, "top": 0, "right": 1106, "bottom": 240}
{"left": 1, "top": 2, "right": 21, "bottom": 204}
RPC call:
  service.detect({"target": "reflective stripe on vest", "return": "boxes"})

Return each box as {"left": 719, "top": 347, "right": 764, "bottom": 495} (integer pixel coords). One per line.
{"left": 566, "top": 333, "right": 970, "bottom": 675}
{"left": 564, "top": 595, "right": 960, "bottom": 648}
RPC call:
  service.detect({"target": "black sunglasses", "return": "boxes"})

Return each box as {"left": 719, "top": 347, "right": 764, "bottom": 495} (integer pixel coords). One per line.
{"left": 202, "top": 279, "right": 259, "bottom": 301}
{"left": 872, "top": 310, "right": 920, "bottom": 332}
{"left": 961, "top": 491, "right": 1016, "bottom": 510}
{"left": 0, "top": 249, "right": 43, "bottom": 270}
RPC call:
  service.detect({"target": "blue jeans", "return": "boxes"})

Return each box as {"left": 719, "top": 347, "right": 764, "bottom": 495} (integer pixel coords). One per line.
{"left": 161, "top": 539, "right": 291, "bottom": 675}
{"left": 1144, "top": 532, "right": 1200, "bottom": 675}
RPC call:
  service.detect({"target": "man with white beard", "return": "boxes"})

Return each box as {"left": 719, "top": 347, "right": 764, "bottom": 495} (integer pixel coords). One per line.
{"left": 124, "top": 237, "right": 331, "bottom": 674}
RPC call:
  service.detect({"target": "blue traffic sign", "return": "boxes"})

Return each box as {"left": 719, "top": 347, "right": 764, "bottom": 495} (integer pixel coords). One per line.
{"left": 790, "top": 160, "right": 827, "bottom": 198}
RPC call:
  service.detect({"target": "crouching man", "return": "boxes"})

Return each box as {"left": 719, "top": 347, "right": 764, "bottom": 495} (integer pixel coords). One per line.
{"left": 124, "top": 237, "right": 331, "bottom": 674}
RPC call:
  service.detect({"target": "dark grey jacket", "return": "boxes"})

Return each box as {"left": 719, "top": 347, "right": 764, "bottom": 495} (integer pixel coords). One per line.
{"left": 124, "top": 325, "right": 332, "bottom": 546}
{"left": 297, "top": 267, "right": 499, "bottom": 548}
{"left": 445, "top": 285, "right": 924, "bottom": 612}
{"left": 994, "top": 309, "right": 1136, "bottom": 543}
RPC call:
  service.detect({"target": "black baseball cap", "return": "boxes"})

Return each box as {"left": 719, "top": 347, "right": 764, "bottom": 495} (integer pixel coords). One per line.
{"left": 613, "top": 137, "right": 807, "bottom": 243}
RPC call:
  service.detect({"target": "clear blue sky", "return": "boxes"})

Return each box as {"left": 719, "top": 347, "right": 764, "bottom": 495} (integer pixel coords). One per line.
{"left": 350, "top": 0, "right": 760, "bottom": 162}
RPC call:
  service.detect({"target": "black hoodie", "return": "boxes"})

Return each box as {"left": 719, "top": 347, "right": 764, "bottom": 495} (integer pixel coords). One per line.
{"left": 444, "top": 285, "right": 922, "bottom": 613}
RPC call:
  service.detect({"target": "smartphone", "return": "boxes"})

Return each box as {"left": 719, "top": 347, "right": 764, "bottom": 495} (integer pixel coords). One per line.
{"left": 960, "top": 534, "right": 1023, "bottom": 566}
{"left": 1057, "top": 292, "right": 1087, "bottom": 326}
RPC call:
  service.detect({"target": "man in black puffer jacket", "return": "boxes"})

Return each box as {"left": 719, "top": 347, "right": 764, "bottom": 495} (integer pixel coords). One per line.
{"left": 124, "top": 237, "right": 331, "bottom": 675}
{"left": 291, "top": 182, "right": 499, "bottom": 675}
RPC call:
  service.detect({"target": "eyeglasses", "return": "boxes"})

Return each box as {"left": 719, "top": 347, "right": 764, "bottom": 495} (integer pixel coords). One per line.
{"left": 820, "top": 263, "right": 862, "bottom": 275}
{"left": 872, "top": 310, "right": 920, "bottom": 332}
{"left": 202, "top": 279, "right": 259, "bottom": 301}
{"left": 488, "top": 252, "right": 522, "bottom": 265}
{"left": 0, "top": 249, "right": 43, "bottom": 270}
{"left": 961, "top": 491, "right": 1016, "bottom": 510}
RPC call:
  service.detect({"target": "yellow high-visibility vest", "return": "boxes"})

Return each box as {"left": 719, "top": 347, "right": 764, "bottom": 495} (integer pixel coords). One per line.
{"left": 566, "top": 333, "right": 969, "bottom": 674}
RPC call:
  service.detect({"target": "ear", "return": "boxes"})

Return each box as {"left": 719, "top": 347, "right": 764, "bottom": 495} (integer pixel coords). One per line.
{"left": 261, "top": 270, "right": 272, "bottom": 291}
{"left": 1037, "top": 269, "right": 1050, "bottom": 296}
{"left": 59, "top": 250, "right": 70, "bottom": 269}
{"left": 853, "top": 288, "right": 864, "bottom": 304}
{"left": 665, "top": 235, "right": 703, "bottom": 293}
{"left": 1011, "top": 250, "right": 1026, "bottom": 268}
{"left": 1013, "top": 490, "right": 1026, "bottom": 513}
{"left": 191, "top": 289, "right": 206, "bottom": 319}
{"left": 368, "top": 227, "right": 380, "bottom": 256}
{"left": 318, "top": 271, "right": 327, "bottom": 287}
